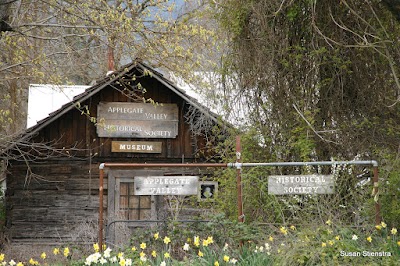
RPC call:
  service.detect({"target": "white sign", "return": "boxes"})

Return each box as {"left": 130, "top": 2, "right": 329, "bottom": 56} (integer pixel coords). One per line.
{"left": 134, "top": 176, "right": 199, "bottom": 195}
{"left": 268, "top": 175, "right": 335, "bottom": 195}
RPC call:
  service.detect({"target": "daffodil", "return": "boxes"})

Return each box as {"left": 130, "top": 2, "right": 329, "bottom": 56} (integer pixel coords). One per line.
{"left": 63, "top": 247, "right": 70, "bottom": 257}
{"left": 397, "top": 241, "right": 400, "bottom": 246}
{"left": 328, "top": 240, "right": 334, "bottom": 246}
{"left": 194, "top": 236, "right": 200, "bottom": 247}
{"left": 381, "top": 221, "right": 387, "bottom": 228}
{"left": 326, "top": 219, "right": 332, "bottom": 226}
{"left": 335, "top": 235, "right": 340, "bottom": 241}
{"left": 183, "top": 243, "right": 190, "bottom": 251}
{"left": 131, "top": 246, "right": 137, "bottom": 252}
{"left": 140, "top": 242, "right": 146, "bottom": 250}
{"left": 16, "top": 262, "right": 23, "bottom": 266}
{"left": 269, "top": 236, "right": 274, "bottom": 242}
{"left": 139, "top": 252, "right": 146, "bottom": 258}
{"left": 230, "top": 258, "right": 238, "bottom": 264}
{"left": 53, "top": 248, "right": 60, "bottom": 255}
{"left": 29, "top": 258, "right": 38, "bottom": 265}
{"left": 164, "top": 252, "right": 170, "bottom": 259}
{"left": 198, "top": 251, "right": 203, "bottom": 257}
{"left": 163, "top": 236, "right": 171, "bottom": 245}
{"left": 151, "top": 250, "right": 157, "bottom": 258}
{"left": 160, "top": 261, "right": 166, "bottom": 266}
{"left": 93, "top": 243, "right": 100, "bottom": 252}
{"left": 375, "top": 225, "right": 382, "bottom": 230}
{"left": 154, "top": 232, "right": 159, "bottom": 240}
{"left": 391, "top": 228, "right": 397, "bottom": 235}
{"left": 117, "top": 252, "right": 124, "bottom": 259}
{"left": 352, "top": 234, "right": 358, "bottom": 240}
{"left": 290, "top": 225, "right": 296, "bottom": 231}
{"left": 280, "top": 226, "right": 288, "bottom": 235}
{"left": 214, "top": 261, "right": 219, "bottom": 266}
{"left": 321, "top": 242, "right": 327, "bottom": 247}
{"left": 0, "top": 254, "right": 4, "bottom": 262}
{"left": 223, "top": 255, "right": 230, "bottom": 262}
{"left": 367, "top": 236, "right": 372, "bottom": 243}
{"left": 40, "top": 252, "right": 46, "bottom": 260}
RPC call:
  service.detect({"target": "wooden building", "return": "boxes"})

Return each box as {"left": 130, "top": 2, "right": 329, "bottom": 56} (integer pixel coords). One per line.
{"left": 1, "top": 60, "right": 227, "bottom": 245}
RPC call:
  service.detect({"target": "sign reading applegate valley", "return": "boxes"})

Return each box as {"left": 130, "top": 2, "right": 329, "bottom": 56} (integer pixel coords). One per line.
{"left": 96, "top": 102, "right": 178, "bottom": 138}
{"left": 134, "top": 176, "right": 199, "bottom": 195}
{"left": 268, "top": 174, "right": 334, "bottom": 195}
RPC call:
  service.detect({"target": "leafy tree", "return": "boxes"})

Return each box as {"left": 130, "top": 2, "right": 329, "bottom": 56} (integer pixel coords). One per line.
{"left": 212, "top": 0, "right": 400, "bottom": 226}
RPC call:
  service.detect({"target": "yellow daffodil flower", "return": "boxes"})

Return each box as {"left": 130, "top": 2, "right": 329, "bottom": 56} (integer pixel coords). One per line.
{"left": 198, "top": 251, "right": 203, "bottom": 257}
{"left": 154, "top": 232, "right": 159, "bottom": 240}
{"left": 391, "top": 228, "right": 397, "bottom": 235}
{"left": 367, "top": 236, "right": 372, "bottom": 243}
{"left": 63, "top": 247, "right": 70, "bottom": 257}
{"left": 223, "top": 255, "right": 230, "bottom": 262}
{"left": 163, "top": 236, "right": 171, "bottom": 245}
{"left": 280, "top": 227, "right": 288, "bottom": 235}
{"left": 164, "top": 252, "right": 170, "bottom": 259}
{"left": 53, "top": 248, "right": 60, "bottom": 255}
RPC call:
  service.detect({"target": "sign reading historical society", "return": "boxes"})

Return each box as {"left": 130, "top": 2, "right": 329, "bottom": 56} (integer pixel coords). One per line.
{"left": 134, "top": 176, "right": 199, "bottom": 195}
{"left": 268, "top": 175, "right": 334, "bottom": 195}
{"left": 96, "top": 102, "right": 178, "bottom": 138}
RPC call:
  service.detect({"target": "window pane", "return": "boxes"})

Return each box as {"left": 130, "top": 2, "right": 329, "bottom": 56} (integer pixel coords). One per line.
{"left": 120, "top": 183, "right": 128, "bottom": 195}
{"left": 120, "top": 196, "right": 128, "bottom": 209}
{"left": 140, "top": 196, "right": 151, "bottom": 208}
{"left": 140, "top": 209, "right": 151, "bottom": 220}
{"left": 129, "top": 196, "right": 139, "bottom": 208}
{"left": 129, "top": 209, "right": 139, "bottom": 220}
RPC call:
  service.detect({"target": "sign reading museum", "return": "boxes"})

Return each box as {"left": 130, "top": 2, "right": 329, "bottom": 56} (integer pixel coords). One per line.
{"left": 96, "top": 102, "right": 178, "bottom": 138}
{"left": 268, "top": 174, "right": 334, "bottom": 195}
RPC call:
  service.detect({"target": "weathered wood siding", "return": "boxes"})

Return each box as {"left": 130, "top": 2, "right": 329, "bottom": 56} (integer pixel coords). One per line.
{"left": 6, "top": 161, "right": 106, "bottom": 244}
{"left": 5, "top": 69, "right": 216, "bottom": 244}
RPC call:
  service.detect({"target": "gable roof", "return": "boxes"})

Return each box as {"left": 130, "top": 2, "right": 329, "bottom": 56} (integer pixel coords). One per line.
{"left": 1, "top": 60, "right": 221, "bottom": 155}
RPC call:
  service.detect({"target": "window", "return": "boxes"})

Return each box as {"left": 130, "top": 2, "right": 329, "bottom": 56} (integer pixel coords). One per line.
{"left": 119, "top": 181, "right": 151, "bottom": 220}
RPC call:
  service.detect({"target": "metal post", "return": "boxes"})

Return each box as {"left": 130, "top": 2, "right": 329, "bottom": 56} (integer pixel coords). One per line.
{"left": 236, "top": 136, "right": 244, "bottom": 223}
{"left": 99, "top": 167, "right": 104, "bottom": 250}
{"left": 373, "top": 167, "right": 381, "bottom": 225}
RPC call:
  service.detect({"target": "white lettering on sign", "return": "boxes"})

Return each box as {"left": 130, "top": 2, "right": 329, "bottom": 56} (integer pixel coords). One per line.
{"left": 145, "top": 113, "right": 168, "bottom": 120}
{"left": 134, "top": 176, "right": 198, "bottom": 195}
{"left": 105, "top": 125, "right": 143, "bottom": 132}
{"left": 107, "top": 106, "right": 144, "bottom": 114}
{"left": 268, "top": 175, "right": 334, "bottom": 195}
{"left": 120, "top": 144, "right": 154, "bottom": 151}
{"left": 144, "top": 130, "right": 172, "bottom": 137}
{"left": 97, "top": 102, "right": 179, "bottom": 138}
